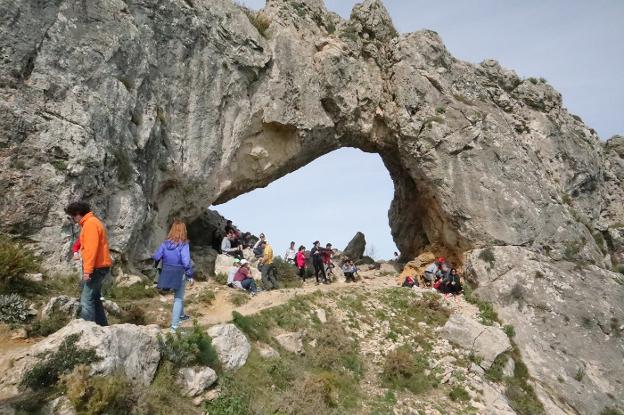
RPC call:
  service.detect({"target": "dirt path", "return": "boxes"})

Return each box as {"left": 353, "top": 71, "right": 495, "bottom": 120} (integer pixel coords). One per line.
{"left": 190, "top": 276, "right": 399, "bottom": 326}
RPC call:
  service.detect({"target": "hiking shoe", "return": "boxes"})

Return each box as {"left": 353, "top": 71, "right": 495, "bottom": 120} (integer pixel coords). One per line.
{"left": 180, "top": 314, "right": 190, "bottom": 321}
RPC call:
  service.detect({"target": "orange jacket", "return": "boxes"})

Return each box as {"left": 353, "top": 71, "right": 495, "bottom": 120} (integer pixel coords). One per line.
{"left": 79, "top": 212, "right": 112, "bottom": 274}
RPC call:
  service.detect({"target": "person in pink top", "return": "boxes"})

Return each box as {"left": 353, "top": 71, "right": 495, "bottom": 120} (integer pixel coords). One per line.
{"left": 295, "top": 245, "right": 307, "bottom": 282}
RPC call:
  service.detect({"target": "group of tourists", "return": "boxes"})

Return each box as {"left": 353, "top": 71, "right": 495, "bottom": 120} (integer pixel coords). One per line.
{"left": 65, "top": 204, "right": 463, "bottom": 333}
{"left": 402, "top": 256, "right": 463, "bottom": 300}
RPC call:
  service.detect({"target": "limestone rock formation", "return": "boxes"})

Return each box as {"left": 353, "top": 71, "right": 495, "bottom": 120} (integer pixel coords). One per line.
{"left": 0, "top": 320, "right": 161, "bottom": 400}
{"left": 206, "top": 323, "right": 250, "bottom": 370}
{"left": 465, "top": 246, "right": 624, "bottom": 415}
{"left": 177, "top": 366, "right": 218, "bottom": 397}
{"left": 343, "top": 231, "right": 366, "bottom": 259}
{"left": 1, "top": 0, "right": 624, "bottom": 413}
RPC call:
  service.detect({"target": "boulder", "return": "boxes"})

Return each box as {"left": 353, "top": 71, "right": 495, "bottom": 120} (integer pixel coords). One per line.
{"left": 314, "top": 308, "right": 327, "bottom": 323}
{"left": 102, "top": 300, "right": 122, "bottom": 317}
{"left": 378, "top": 262, "right": 398, "bottom": 274}
{"left": 214, "top": 254, "right": 236, "bottom": 277}
{"left": 42, "top": 397, "right": 76, "bottom": 415}
{"left": 275, "top": 332, "right": 304, "bottom": 354}
{"left": 343, "top": 232, "right": 366, "bottom": 260}
{"left": 177, "top": 366, "right": 218, "bottom": 397}
{"left": 206, "top": 324, "right": 250, "bottom": 370}
{"left": 440, "top": 314, "right": 511, "bottom": 370}
{"left": 24, "top": 273, "right": 43, "bottom": 282}
{"left": 115, "top": 274, "right": 144, "bottom": 288}
{"left": 41, "top": 296, "right": 80, "bottom": 319}
{"left": 256, "top": 343, "right": 279, "bottom": 359}
{"left": 0, "top": 320, "right": 161, "bottom": 400}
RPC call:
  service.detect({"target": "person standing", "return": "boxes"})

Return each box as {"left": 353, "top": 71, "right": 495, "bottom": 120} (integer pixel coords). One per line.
{"left": 153, "top": 219, "right": 194, "bottom": 332}
{"left": 284, "top": 241, "right": 296, "bottom": 264}
{"left": 295, "top": 245, "right": 307, "bottom": 281}
{"left": 259, "top": 240, "right": 278, "bottom": 290}
{"left": 322, "top": 243, "right": 335, "bottom": 282}
{"left": 65, "top": 201, "right": 112, "bottom": 326}
{"left": 310, "top": 241, "right": 327, "bottom": 285}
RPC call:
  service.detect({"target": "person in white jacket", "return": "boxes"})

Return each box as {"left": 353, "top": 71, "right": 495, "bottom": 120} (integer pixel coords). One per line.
{"left": 284, "top": 241, "right": 296, "bottom": 263}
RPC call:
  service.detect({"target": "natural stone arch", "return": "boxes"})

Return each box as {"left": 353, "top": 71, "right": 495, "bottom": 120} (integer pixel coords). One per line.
{"left": 1, "top": 0, "right": 622, "bottom": 272}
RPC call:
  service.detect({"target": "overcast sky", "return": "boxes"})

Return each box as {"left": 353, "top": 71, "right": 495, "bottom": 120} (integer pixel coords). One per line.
{"left": 216, "top": 0, "right": 624, "bottom": 260}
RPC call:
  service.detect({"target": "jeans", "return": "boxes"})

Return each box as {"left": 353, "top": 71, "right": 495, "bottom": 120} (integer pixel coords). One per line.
{"left": 261, "top": 264, "right": 278, "bottom": 289}
{"left": 241, "top": 278, "right": 257, "bottom": 294}
{"left": 171, "top": 278, "right": 186, "bottom": 329}
{"left": 80, "top": 268, "right": 109, "bottom": 326}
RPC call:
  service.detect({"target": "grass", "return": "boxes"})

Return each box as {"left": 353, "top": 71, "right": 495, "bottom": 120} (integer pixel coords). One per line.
{"left": 232, "top": 310, "right": 270, "bottom": 343}
{"left": 214, "top": 272, "right": 228, "bottom": 285}
{"left": 574, "top": 367, "right": 584, "bottom": 381}
{"left": 64, "top": 365, "right": 134, "bottom": 415}
{"left": 189, "top": 287, "right": 216, "bottom": 306}
{"left": 0, "top": 236, "right": 40, "bottom": 295}
{"left": 381, "top": 346, "right": 432, "bottom": 394}
{"left": 27, "top": 311, "right": 70, "bottom": 337}
{"left": 51, "top": 159, "right": 67, "bottom": 171}
{"left": 504, "top": 324, "right": 516, "bottom": 338}
{"left": 601, "top": 408, "right": 624, "bottom": 415}
{"left": 449, "top": 385, "right": 470, "bottom": 402}
{"left": 106, "top": 283, "right": 155, "bottom": 301}
{"left": 230, "top": 291, "right": 250, "bottom": 307}
{"left": 242, "top": 8, "right": 270, "bottom": 37}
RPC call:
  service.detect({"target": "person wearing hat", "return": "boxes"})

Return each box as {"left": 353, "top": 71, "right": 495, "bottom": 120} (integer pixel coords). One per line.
{"left": 234, "top": 259, "right": 257, "bottom": 296}
{"left": 226, "top": 258, "right": 241, "bottom": 288}
{"left": 310, "top": 240, "right": 327, "bottom": 284}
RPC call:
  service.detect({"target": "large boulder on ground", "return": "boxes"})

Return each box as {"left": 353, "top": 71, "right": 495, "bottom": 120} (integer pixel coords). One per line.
{"left": 343, "top": 232, "right": 366, "bottom": 260}
{"left": 177, "top": 366, "right": 218, "bottom": 397}
{"left": 214, "top": 254, "right": 236, "bottom": 277}
{"left": 441, "top": 314, "right": 511, "bottom": 370}
{"left": 206, "top": 324, "right": 250, "bottom": 370}
{"left": 465, "top": 246, "right": 624, "bottom": 415}
{"left": 115, "top": 273, "right": 144, "bottom": 287}
{"left": 0, "top": 320, "right": 161, "bottom": 400}
{"left": 41, "top": 296, "right": 80, "bottom": 319}
{"left": 397, "top": 252, "right": 436, "bottom": 285}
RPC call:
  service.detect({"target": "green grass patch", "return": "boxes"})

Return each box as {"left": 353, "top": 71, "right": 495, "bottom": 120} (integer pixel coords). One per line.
{"left": 449, "top": 385, "right": 470, "bottom": 402}
{"left": 157, "top": 322, "right": 220, "bottom": 371}
{"left": 230, "top": 291, "right": 250, "bottom": 307}
{"left": 27, "top": 311, "right": 70, "bottom": 337}
{"left": 106, "top": 283, "right": 155, "bottom": 301}
{"left": 0, "top": 236, "right": 40, "bottom": 295}
{"left": 381, "top": 345, "right": 433, "bottom": 394}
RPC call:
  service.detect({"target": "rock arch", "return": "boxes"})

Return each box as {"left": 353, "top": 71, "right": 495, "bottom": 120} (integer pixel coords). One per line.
{"left": 1, "top": 0, "right": 622, "bottom": 272}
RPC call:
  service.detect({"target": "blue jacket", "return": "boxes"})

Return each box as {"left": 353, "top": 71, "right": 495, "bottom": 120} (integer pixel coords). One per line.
{"left": 153, "top": 240, "right": 193, "bottom": 277}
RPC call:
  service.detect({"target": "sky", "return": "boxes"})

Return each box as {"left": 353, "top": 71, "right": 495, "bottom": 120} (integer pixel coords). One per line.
{"left": 216, "top": 0, "right": 624, "bottom": 260}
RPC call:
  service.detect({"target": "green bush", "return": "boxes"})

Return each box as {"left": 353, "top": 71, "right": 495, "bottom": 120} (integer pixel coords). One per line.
{"left": 214, "top": 272, "right": 228, "bottom": 285}
{"left": 135, "top": 361, "right": 201, "bottom": 414}
{"left": 0, "top": 293, "right": 31, "bottom": 324}
{"left": 28, "top": 311, "right": 70, "bottom": 337}
{"left": 504, "top": 324, "right": 516, "bottom": 338}
{"left": 381, "top": 346, "right": 431, "bottom": 394}
{"left": 309, "top": 321, "right": 363, "bottom": 377}
{"left": 0, "top": 236, "right": 39, "bottom": 294}
{"left": 273, "top": 257, "right": 301, "bottom": 288}
{"left": 21, "top": 333, "right": 100, "bottom": 390}
{"left": 64, "top": 365, "right": 134, "bottom": 415}
{"left": 232, "top": 310, "right": 269, "bottom": 342}
{"left": 107, "top": 283, "right": 155, "bottom": 300}
{"left": 230, "top": 292, "right": 250, "bottom": 307}
{"left": 478, "top": 248, "right": 496, "bottom": 266}
{"left": 449, "top": 385, "right": 470, "bottom": 401}
{"left": 157, "top": 322, "right": 220, "bottom": 370}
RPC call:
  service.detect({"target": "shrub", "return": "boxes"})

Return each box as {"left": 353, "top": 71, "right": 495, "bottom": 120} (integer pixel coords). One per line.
{"left": 21, "top": 333, "right": 100, "bottom": 390}
{"left": 64, "top": 365, "right": 134, "bottom": 415}
{"left": 504, "top": 325, "right": 516, "bottom": 338}
{"left": 528, "top": 77, "right": 539, "bottom": 84}
{"left": 0, "top": 236, "right": 39, "bottom": 294}
{"left": 157, "top": 322, "right": 220, "bottom": 370}
{"left": 478, "top": 302, "right": 498, "bottom": 326}
{"left": 232, "top": 310, "right": 269, "bottom": 342}
{"left": 243, "top": 8, "right": 271, "bottom": 37}
{"left": 478, "top": 248, "right": 496, "bottom": 267}
{"left": 134, "top": 361, "right": 200, "bottom": 414}
{"left": 118, "top": 304, "right": 147, "bottom": 325}
{"left": 309, "top": 321, "right": 363, "bottom": 377}
{"left": 574, "top": 367, "right": 584, "bottom": 381}
{"left": 0, "top": 293, "right": 31, "bottom": 324}
{"left": 601, "top": 408, "right": 624, "bottom": 415}
{"left": 449, "top": 385, "right": 470, "bottom": 402}
{"left": 435, "top": 106, "right": 446, "bottom": 114}
{"left": 230, "top": 292, "right": 250, "bottom": 307}
{"left": 273, "top": 257, "right": 302, "bottom": 288}
{"left": 28, "top": 311, "right": 70, "bottom": 337}
{"left": 193, "top": 288, "right": 216, "bottom": 305}
{"left": 381, "top": 346, "right": 431, "bottom": 394}
{"left": 214, "top": 272, "right": 228, "bottom": 285}
{"left": 107, "top": 283, "right": 155, "bottom": 300}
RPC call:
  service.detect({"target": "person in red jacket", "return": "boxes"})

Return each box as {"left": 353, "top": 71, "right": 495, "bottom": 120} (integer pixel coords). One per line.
{"left": 322, "top": 243, "right": 335, "bottom": 282}
{"left": 65, "top": 201, "right": 112, "bottom": 326}
{"left": 295, "top": 245, "right": 307, "bottom": 282}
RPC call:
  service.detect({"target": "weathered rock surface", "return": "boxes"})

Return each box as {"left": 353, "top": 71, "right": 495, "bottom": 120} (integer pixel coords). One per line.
{"left": 256, "top": 343, "right": 279, "bottom": 359}
{"left": 41, "top": 295, "right": 79, "bottom": 319}
{"left": 441, "top": 314, "right": 511, "bottom": 370}
{"left": 177, "top": 366, "right": 218, "bottom": 397}
{"left": 275, "top": 331, "right": 304, "bottom": 354}
{"left": 206, "top": 323, "right": 250, "bottom": 370}
{"left": 1, "top": 0, "right": 622, "bottom": 270}
{"left": 343, "top": 232, "right": 366, "bottom": 259}
{"left": 0, "top": 320, "right": 161, "bottom": 400}
{"left": 465, "top": 246, "right": 624, "bottom": 415}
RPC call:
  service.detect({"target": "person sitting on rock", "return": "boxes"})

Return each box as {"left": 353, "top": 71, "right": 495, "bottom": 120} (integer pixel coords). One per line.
{"left": 441, "top": 268, "right": 463, "bottom": 300}
{"left": 234, "top": 259, "right": 257, "bottom": 296}
{"left": 253, "top": 233, "right": 266, "bottom": 258}
{"left": 284, "top": 241, "right": 297, "bottom": 264}
{"left": 342, "top": 259, "right": 358, "bottom": 283}
{"left": 226, "top": 258, "right": 241, "bottom": 288}
{"left": 295, "top": 245, "right": 307, "bottom": 281}
{"left": 221, "top": 231, "right": 243, "bottom": 259}
{"left": 424, "top": 257, "right": 445, "bottom": 287}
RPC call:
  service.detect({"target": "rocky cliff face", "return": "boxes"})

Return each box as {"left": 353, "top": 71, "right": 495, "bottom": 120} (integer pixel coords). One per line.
{"left": 1, "top": 1, "right": 623, "bottom": 413}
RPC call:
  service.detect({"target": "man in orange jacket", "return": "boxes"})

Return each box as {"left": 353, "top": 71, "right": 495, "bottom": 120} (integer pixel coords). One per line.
{"left": 65, "top": 201, "right": 112, "bottom": 326}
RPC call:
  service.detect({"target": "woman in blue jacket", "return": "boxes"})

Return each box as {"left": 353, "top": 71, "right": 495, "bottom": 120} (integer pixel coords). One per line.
{"left": 153, "top": 219, "right": 194, "bottom": 332}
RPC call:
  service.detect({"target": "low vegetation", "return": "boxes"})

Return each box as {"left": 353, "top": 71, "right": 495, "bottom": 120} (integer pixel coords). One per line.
{"left": 0, "top": 235, "right": 40, "bottom": 295}
{"left": 157, "top": 322, "right": 220, "bottom": 370}
{"left": 27, "top": 310, "right": 70, "bottom": 337}
{"left": 0, "top": 293, "right": 31, "bottom": 324}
